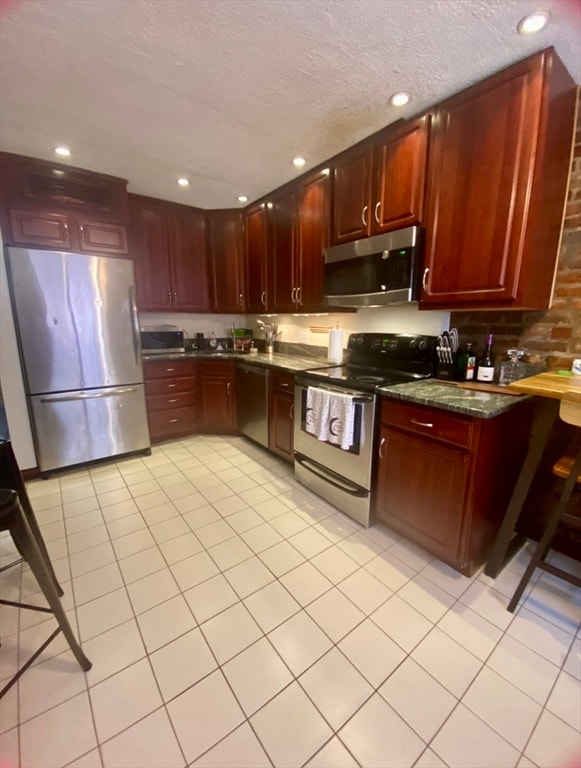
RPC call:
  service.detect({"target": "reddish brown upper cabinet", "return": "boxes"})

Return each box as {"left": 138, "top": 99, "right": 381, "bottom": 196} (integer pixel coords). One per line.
{"left": 207, "top": 211, "right": 246, "bottom": 313}
{"left": 421, "top": 48, "right": 576, "bottom": 310}
{"left": 269, "top": 168, "right": 331, "bottom": 312}
{"left": 0, "top": 153, "right": 129, "bottom": 256}
{"left": 331, "top": 116, "right": 429, "bottom": 245}
{"left": 128, "top": 194, "right": 209, "bottom": 312}
{"left": 245, "top": 203, "right": 269, "bottom": 313}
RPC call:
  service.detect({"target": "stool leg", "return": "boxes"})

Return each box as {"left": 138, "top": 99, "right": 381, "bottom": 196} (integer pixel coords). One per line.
{"left": 10, "top": 510, "right": 91, "bottom": 672}
{"left": 507, "top": 448, "right": 581, "bottom": 613}
{"left": 20, "top": 500, "right": 64, "bottom": 598}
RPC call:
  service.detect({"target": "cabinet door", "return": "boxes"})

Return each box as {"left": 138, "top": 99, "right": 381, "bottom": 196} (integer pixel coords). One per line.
{"left": 245, "top": 204, "right": 268, "bottom": 313}
{"left": 78, "top": 220, "right": 128, "bottom": 255}
{"left": 128, "top": 196, "right": 172, "bottom": 310}
{"left": 208, "top": 212, "right": 246, "bottom": 313}
{"left": 199, "top": 375, "right": 235, "bottom": 431}
{"left": 268, "top": 390, "right": 294, "bottom": 462}
{"left": 8, "top": 209, "right": 72, "bottom": 249}
{"left": 296, "top": 169, "right": 330, "bottom": 310}
{"left": 375, "top": 424, "right": 470, "bottom": 564}
{"left": 331, "top": 145, "right": 373, "bottom": 244}
{"left": 373, "top": 116, "right": 429, "bottom": 234}
{"left": 422, "top": 56, "right": 544, "bottom": 307}
{"left": 167, "top": 205, "right": 209, "bottom": 312}
{"left": 270, "top": 190, "right": 297, "bottom": 312}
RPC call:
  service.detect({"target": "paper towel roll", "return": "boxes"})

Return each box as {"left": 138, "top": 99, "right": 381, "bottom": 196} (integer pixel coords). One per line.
{"left": 328, "top": 328, "right": 344, "bottom": 363}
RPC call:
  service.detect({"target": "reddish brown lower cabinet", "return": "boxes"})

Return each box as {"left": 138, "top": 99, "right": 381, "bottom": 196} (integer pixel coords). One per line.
{"left": 268, "top": 370, "right": 295, "bottom": 462}
{"left": 374, "top": 397, "right": 533, "bottom": 575}
{"left": 198, "top": 361, "right": 237, "bottom": 432}
{"left": 143, "top": 358, "right": 197, "bottom": 441}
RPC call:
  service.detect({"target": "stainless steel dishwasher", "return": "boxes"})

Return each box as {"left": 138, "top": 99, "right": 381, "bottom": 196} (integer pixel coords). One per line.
{"left": 236, "top": 362, "right": 269, "bottom": 447}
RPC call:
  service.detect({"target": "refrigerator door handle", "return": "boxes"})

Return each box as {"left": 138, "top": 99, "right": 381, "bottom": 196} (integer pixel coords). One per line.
{"left": 129, "top": 284, "right": 141, "bottom": 365}
{"left": 40, "top": 387, "right": 138, "bottom": 403}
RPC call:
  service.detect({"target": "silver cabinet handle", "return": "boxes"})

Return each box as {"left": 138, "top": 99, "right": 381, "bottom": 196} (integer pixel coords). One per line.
{"left": 79, "top": 225, "right": 84, "bottom": 234}
{"left": 166, "top": 383, "right": 176, "bottom": 389}
{"left": 291, "top": 287, "right": 296, "bottom": 303}
{"left": 226, "top": 382, "right": 231, "bottom": 396}
{"left": 296, "top": 286, "right": 301, "bottom": 305}
{"left": 165, "top": 368, "right": 175, "bottom": 372}
{"left": 169, "top": 418, "right": 178, "bottom": 423}
{"left": 63, "top": 222, "right": 69, "bottom": 231}
{"left": 374, "top": 201, "right": 381, "bottom": 224}
{"left": 168, "top": 398, "right": 178, "bottom": 403}
{"left": 361, "top": 205, "right": 368, "bottom": 227}
{"left": 290, "top": 402, "right": 295, "bottom": 420}
{"left": 280, "top": 382, "right": 289, "bottom": 388}
{"left": 379, "top": 437, "right": 385, "bottom": 459}
{"left": 422, "top": 267, "right": 429, "bottom": 291}
{"left": 261, "top": 290, "right": 266, "bottom": 306}
{"left": 239, "top": 293, "right": 244, "bottom": 306}
{"left": 168, "top": 291, "right": 172, "bottom": 299}
{"left": 411, "top": 419, "right": 434, "bottom": 428}
{"left": 40, "top": 387, "right": 137, "bottom": 403}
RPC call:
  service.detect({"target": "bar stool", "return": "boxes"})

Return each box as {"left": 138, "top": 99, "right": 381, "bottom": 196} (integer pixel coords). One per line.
{"left": 508, "top": 392, "right": 581, "bottom": 612}
{"left": 0, "top": 488, "right": 92, "bottom": 699}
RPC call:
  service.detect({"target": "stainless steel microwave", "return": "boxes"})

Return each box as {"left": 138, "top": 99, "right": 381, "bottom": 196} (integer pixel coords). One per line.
{"left": 140, "top": 329, "right": 185, "bottom": 354}
{"left": 324, "top": 226, "right": 423, "bottom": 308}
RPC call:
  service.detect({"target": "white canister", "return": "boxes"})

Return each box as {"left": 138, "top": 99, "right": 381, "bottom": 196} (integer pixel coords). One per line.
{"left": 572, "top": 359, "right": 581, "bottom": 376}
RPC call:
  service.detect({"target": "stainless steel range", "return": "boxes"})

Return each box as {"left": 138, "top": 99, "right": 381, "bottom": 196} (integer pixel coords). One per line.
{"left": 294, "top": 333, "right": 437, "bottom": 526}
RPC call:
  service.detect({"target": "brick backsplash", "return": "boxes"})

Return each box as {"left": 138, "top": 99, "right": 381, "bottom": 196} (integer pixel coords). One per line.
{"left": 450, "top": 89, "right": 581, "bottom": 371}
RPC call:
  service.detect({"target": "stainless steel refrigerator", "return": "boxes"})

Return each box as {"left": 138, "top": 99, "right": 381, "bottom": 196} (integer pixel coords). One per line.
{"left": 6, "top": 247, "right": 150, "bottom": 472}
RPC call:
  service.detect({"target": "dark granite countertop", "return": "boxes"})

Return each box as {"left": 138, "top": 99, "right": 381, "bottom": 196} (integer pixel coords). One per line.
{"left": 379, "top": 379, "right": 531, "bottom": 419}
{"left": 141, "top": 351, "right": 331, "bottom": 374}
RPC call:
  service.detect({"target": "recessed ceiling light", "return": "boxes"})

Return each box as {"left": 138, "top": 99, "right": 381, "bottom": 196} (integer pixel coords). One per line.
{"left": 177, "top": 178, "right": 189, "bottom": 187}
{"left": 237, "top": 195, "right": 248, "bottom": 203}
{"left": 293, "top": 157, "right": 306, "bottom": 168}
{"left": 517, "top": 10, "right": 550, "bottom": 34}
{"left": 54, "top": 146, "right": 71, "bottom": 157}
{"left": 390, "top": 92, "right": 410, "bottom": 107}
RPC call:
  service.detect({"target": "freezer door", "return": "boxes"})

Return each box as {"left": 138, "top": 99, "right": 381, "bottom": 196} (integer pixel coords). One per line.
{"left": 29, "top": 384, "right": 150, "bottom": 471}
{"left": 6, "top": 248, "right": 143, "bottom": 394}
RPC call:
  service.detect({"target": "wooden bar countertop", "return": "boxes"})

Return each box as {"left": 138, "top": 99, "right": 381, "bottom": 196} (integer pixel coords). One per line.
{"left": 508, "top": 371, "right": 581, "bottom": 400}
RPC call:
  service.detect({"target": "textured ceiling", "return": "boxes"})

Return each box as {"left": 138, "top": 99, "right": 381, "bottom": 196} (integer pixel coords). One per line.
{"left": 0, "top": 0, "right": 579, "bottom": 209}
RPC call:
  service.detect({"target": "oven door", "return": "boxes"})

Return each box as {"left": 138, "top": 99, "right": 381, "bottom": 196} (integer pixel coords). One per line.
{"left": 294, "top": 378, "right": 376, "bottom": 489}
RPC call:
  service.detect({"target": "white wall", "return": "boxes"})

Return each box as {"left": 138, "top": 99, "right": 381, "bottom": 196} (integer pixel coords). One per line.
{"left": 140, "top": 312, "right": 247, "bottom": 339}
{"left": 0, "top": 237, "right": 37, "bottom": 469}
{"left": 248, "top": 305, "right": 450, "bottom": 348}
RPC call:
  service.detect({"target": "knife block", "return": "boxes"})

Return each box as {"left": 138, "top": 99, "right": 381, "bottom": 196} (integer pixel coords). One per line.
{"left": 436, "top": 354, "right": 459, "bottom": 381}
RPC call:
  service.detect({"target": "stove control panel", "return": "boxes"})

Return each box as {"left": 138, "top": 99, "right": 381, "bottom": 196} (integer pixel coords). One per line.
{"left": 347, "top": 333, "right": 437, "bottom": 375}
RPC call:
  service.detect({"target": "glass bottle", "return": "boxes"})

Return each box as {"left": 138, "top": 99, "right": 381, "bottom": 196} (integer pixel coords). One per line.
{"left": 499, "top": 349, "right": 526, "bottom": 386}
{"left": 476, "top": 334, "right": 495, "bottom": 382}
{"left": 456, "top": 342, "right": 476, "bottom": 381}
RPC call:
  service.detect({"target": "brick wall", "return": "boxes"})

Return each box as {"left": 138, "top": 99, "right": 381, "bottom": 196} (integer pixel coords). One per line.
{"left": 450, "top": 89, "right": 581, "bottom": 371}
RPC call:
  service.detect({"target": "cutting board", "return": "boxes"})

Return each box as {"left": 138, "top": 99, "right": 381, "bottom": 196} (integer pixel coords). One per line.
{"left": 435, "top": 380, "right": 524, "bottom": 396}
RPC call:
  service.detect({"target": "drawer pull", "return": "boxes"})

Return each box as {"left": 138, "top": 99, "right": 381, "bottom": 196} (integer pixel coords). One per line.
{"left": 169, "top": 418, "right": 179, "bottom": 423}
{"left": 165, "top": 368, "right": 175, "bottom": 372}
{"left": 166, "top": 384, "right": 176, "bottom": 389}
{"left": 280, "top": 382, "right": 289, "bottom": 388}
{"left": 411, "top": 419, "right": 433, "bottom": 428}
{"left": 168, "top": 398, "right": 178, "bottom": 403}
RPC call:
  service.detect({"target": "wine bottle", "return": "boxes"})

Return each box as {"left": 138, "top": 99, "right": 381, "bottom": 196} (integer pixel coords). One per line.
{"left": 457, "top": 342, "right": 476, "bottom": 381}
{"left": 476, "top": 334, "right": 495, "bottom": 382}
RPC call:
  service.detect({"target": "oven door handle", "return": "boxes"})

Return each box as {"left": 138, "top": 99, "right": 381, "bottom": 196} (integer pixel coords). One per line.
{"left": 295, "top": 379, "right": 374, "bottom": 403}
{"left": 294, "top": 453, "right": 368, "bottom": 497}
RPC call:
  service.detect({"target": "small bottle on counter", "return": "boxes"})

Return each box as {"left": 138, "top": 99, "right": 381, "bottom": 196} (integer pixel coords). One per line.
{"left": 476, "top": 334, "right": 495, "bottom": 382}
{"left": 456, "top": 342, "right": 476, "bottom": 381}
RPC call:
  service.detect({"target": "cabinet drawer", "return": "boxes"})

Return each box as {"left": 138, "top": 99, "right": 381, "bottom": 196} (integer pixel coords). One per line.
{"left": 143, "top": 358, "right": 196, "bottom": 379}
{"left": 145, "top": 376, "right": 196, "bottom": 397}
{"left": 148, "top": 407, "right": 196, "bottom": 440}
{"left": 381, "top": 398, "right": 474, "bottom": 449}
{"left": 198, "top": 360, "right": 236, "bottom": 376}
{"left": 146, "top": 392, "right": 196, "bottom": 412}
{"left": 270, "top": 369, "right": 294, "bottom": 393}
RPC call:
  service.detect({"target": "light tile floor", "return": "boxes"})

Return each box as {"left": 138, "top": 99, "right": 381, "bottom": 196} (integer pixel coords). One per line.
{"left": 0, "top": 435, "right": 580, "bottom": 768}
